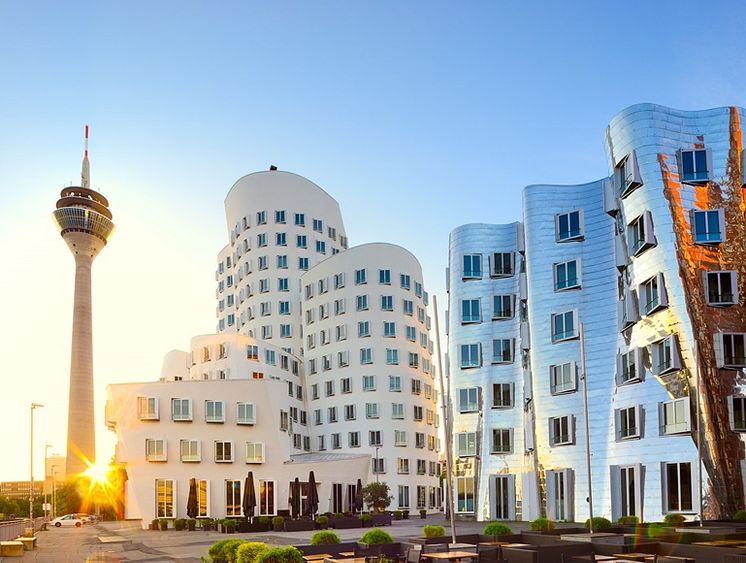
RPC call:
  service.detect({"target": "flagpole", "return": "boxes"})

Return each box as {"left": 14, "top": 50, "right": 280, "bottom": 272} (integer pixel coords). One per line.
{"left": 695, "top": 341, "right": 704, "bottom": 527}
{"left": 580, "top": 323, "right": 594, "bottom": 533}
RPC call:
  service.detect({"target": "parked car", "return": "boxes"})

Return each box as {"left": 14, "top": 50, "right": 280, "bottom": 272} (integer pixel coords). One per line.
{"left": 52, "top": 514, "right": 85, "bottom": 527}
{"left": 73, "top": 513, "right": 97, "bottom": 524}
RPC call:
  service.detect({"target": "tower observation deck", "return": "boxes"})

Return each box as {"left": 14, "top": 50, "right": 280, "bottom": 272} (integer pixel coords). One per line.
{"left": 52, "top": 127, "right": 115, "bottom": 477}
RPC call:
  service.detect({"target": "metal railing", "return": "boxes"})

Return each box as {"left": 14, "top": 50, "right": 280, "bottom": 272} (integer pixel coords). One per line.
{"left": 0, "top": 517, "right": 45, "bottom": 541}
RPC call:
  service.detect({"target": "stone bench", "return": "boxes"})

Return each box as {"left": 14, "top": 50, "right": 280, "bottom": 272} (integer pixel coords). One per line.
{"left": 17, "top": 535, "right": 37, "bottom": 550}
{"left": 0, "top": 541, "right": 25, "bottom": 557}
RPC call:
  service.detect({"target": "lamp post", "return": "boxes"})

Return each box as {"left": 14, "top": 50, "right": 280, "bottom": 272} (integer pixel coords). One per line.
{"left": 30, "top": 403, "right": 44, "bottom": 527}
{"left": 375, "top": 447, "right": 380, "bottom": 483}
{"left": 50, "top": 467, "right": 57, "bottom": 519}
{"left": 44, "top": 444, "right": 52, "bottom": 521}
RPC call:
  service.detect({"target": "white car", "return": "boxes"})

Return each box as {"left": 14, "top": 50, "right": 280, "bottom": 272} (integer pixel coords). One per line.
{"left": 51, "top": 514, "right": 85, "bottom": 527}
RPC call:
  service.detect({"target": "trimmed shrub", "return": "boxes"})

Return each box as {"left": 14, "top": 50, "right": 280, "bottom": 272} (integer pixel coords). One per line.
{"left": 664, "top": 513, "right": 686, "bottom": 526}
{"left": 257, "top": 516, "right": 271, "bottom": 525}
{"left": 392, "top": 510, "right": 403, "bottom": 521}
{"left": 359, "top": 514, "right": 372, "bottom": 523}
{"left": 255, "top": 546, "right": 304, "bottom": 563}
{"left": 311, "top": 531, "right": 341, "bottom": 545}
{"left": 151, "top": 519, "right": 159, "bottom": 530}
{"left": 529, "top": 517, "right": 554, "bottom": 532}
{"left": 734, "top": 509, "right": 746, "bottom": 522}
{"left": 159, "top": 519, "right": 169, "bottom": 531}
{"left": 423, "top": 525, "right": 445, "bottom": 538}
{"left": 222, "top": 519, "right": 237, "bottom": 532}
{"left": 584, "top": 517, "right": 612, "bottom": 531}
{"left": 208, "top": 539, "right": 233, "bottom": 560}
{"left": 272, "top": 516, "right": 285, "bottom": 526}
{"left": 316, "top": 515, "right": 329, "bottom": 526}
{"left": 483, "top": 522, "right": 512, "bottom": 536}
{"left": 187, "top": 518, "right": 197, "bottom": 531}
{"left": 236, "top": 542, "right": 269, "bottom": 563}
{"left": 360, "top": 528, "right": 394, "bottom": 544}
{"left": 618, "top": 515, "right": 639, "bottom": 526}
{"left": 223, "top": 540, "right": 248, "bottom": 563}
{"left": 174, "top": 518, "right": 187, "bottom": 531}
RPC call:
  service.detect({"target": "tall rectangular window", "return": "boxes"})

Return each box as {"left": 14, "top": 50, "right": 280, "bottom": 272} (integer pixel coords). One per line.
{"left": 492, "top": 383, "right": 513, "bottom": 408}
{"left": 550, "top": 362, "right": 576, "bottom": 394}
{"left": 706, "top": 271, "right": 737, "bottom": 305}
{"left": 156, "top": 479, "right": 175, "bottom": 518}
{"left": 355, "top": 269, "right": 367, "bottom": 285}
{"left": 456, "top": 432, "right": 476, "bottom": 457}
{"left": 680, "top": 149, "right": 710, "bottom": 183}
{"left": 729, "top": 396, "right": 746, "bottom": 431}
{"left": 554, "top": 260, "right": 579, "bottom": 290}
{"left": 549, "top": 415, "right": 573, "bottom": 446}
{"left": 459, "top": 387, "right": 478, "bottom": 413}
{"left": 460, "top": 343, "right": 481, "bottom": 368}
{"left": 379, "top": 269, "right": 391, "bottom": 284}
{"left": 661, "top": 398, "right": 690, "bottom": 435}
{"left": 616, "top": 406, "right": 640, "bottom": 440}
{"left": 493, "top": 295, "right": 513, "bottom": 319}
{"left": 491, "top": 252, "right": 514, "bottom": 277}
{"left": 492, "top": 339, "right": 513, "bottom": 364}
{"left": 456, "top": 477, "right": 474, "bottom": 513}
{"left": 462, "top": 254, "right": 482, "bottom": 279}
{"left": 461, "top": 298, "right": 481, "bottom": 323}
{"left": 491, "top": 429, "right": 511, "bottom": 453}
{"left": 259, "top": 479, "right": 275, "bottom": 515}
{"left": 556, "top": 210, "right": 583, "bottom": 241}
{"left": 551, "top": 310, "right": 577, "bottom": 342}
{"left": 665, "top": 462, "right": 693, "bottom": 512}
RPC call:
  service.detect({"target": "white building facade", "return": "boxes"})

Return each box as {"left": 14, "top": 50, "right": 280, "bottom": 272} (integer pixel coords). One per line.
{"left": 447, "top": 104, "right": 746, "bottom": 523}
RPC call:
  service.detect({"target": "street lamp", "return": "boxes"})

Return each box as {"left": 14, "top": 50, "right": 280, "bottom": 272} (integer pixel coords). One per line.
{"left": 29, "top": 403, "right": 43, "bottom": 527}
{"left": 44, "top": 444, "right": 52, "bottom": 521}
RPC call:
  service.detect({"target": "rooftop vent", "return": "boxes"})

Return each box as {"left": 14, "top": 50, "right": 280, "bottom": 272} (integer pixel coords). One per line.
{"left": 269, "top": 165, "right": 278, "bottom": 171}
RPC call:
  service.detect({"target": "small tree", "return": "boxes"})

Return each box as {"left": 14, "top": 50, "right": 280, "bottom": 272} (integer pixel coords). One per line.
{"left": 362, "top": 482, "right": 393, "bottom": 513}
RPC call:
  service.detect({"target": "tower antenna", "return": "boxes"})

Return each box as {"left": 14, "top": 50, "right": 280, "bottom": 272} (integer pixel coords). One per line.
{"left": 81, "top": 124, "right": 90, "bottom": 189}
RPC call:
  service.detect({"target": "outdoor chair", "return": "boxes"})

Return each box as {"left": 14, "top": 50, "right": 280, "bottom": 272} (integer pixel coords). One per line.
{"left": 477, "top": 546, "right": 498, "bottom": 563}
{"left": 406, "top": 547, "right": 422, "bottom": 563}
{"left": 422, "top": 545, "right": 448, "bottom": 554}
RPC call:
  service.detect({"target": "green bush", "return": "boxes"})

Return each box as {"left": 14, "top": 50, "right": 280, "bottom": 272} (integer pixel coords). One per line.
{"left": 316, "top": 515, "right": 329, "bottom": 525}
{"left": 310, "top": 531, "right": 341, "bottom": 545}
{"left": 257, "top": 516, "right": 271, "bottom": 525}
{"left": 584, "top": 517, "right": 612, "bottom": 531}
{"left": 664, "top": 513, "right": 686, "bottom": 526}
{"left": 392, "top": 510, "right": 403, "bottom": 520}
{"left": 236, "top": 542, "right": 269, "bottom": 563}
{"left": 174, "top": 518, "right": 187, "bottom": 531}
{"left": 734, "top": 509, "right": 746, "bottom": 522}
{"left": 187, "top": 518, "right": 197, "bottom": 530}
{"left": 271, "top": 516, "right": 285, "bottom": 526}
{"left": 159, "top": 519, "right": 169, "bottom": 531}
{"left": 360, "top": 528, "right": 394, "bottom": 544}
{"left": 151, "top": 519, "right": 159, "bottom": 529}
{"left": 529, "top": 517, "right": 554, "bottom": 532}
{"left": 334, "top": 512, "right": 343, "bottom": 518}
{"left": 208, "top": 539, "right": 234, "bottom": 560}
{"left": 647, "top": 523, "right": 667, "bottom": 538}
{"left": 359, "top": 514, "right": 372, "bottom": 523}
{"left": 222, "top": 519, "right": 237, "bottom": 532}
{"left": 423, "top": 525, "right": 445, "bottom": 538}
{"left": 483, "top": 522, "right": 512, "bottom": 536}
{"left": 618, "top": 515, "right": 639, "bottom": 526}
{"left": 222, "top": 540, "right": 248, "bottom": 563}
{"left": 254, "top": 546, "right": 304, "bottom": 563}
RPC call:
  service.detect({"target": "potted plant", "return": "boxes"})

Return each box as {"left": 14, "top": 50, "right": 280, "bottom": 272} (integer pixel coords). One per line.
{"left": 159, "top": 519, "right": 169, "bottom": 531}
{"left": 220, "top": 518, "right": 237, "bottom": 534}
{"left": 150, "top": 519, "right": 159, "bottom": 531}
{"left": 402, "top": 510, "right": 409, "bottom": 520}
{"left": 419, "top": 509, "right": 427, "bottom": 519}
{"left": 664, "top": 513, "right": 686, "bottom": 526}
{"left": 174, "top": 518, "right": 186, "bottom": 531}
{"left": 201, "top": 518, "right": 215, "bottom": 531}
{"left": 187, "top": 519, "right": 196, "bottom": 531}
{"left": 311, "top": 531, "right": 341, "bottom": 545}
{"left": 529, "top": 517, "right": 554, "bottom": 532}
{"left": 482, "top": 522, "right": 512, "bottom": 539}
{"left": 584, "top": 517, "right": 612, "bottom": 531}
{"left": 392, "top": 510, "right": 403, "bottom": 521}
{"left": 272, "top": 515, "right": 285, "bottom": 532}
{"left": 359, "top": 528, "right": 394, "bottom": 544}
{"left": 316, "top": 515, "right": 329, "bottom": 529}
{"left": 255, "top": 546, "right": 304, "bottom": 563}
{"left": 360, "top": 514, "right": 372, "bottom": 528}
{"left": 256, "top": 516, "right": 271, "bottom": 532}
{"left": 423, "top": 525, "right": 445, "bottom": 538}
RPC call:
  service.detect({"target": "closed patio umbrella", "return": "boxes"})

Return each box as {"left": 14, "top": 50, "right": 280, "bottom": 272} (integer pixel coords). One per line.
{"left": 243, "top": 471, "right": 256, "bottom": 521}
{"left": 186, "top": 478, "right": 198, "bottom": 519}
{"left": 291, "top": 477, "right": 301, "bottom": 519}
{"left": 355, "top": 479, "right": 364, "bottom": 513}
{"left": 305, "top": 470, "right": 319, "bottom": 517}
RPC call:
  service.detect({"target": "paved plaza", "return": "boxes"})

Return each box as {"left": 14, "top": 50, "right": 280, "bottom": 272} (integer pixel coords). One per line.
{"left": 5, "top": 517, "right": 548, "bottom": 562}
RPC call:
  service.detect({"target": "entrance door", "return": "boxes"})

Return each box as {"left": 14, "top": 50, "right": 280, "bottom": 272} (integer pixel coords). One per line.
{"left": 611, "top": 464, "right": 643, "bottom": 522}
{"left": 546, "top": 469, "right": 573, "bottom": 521}
{"left": 620, "top": 466, "right": 636, "bottom": 517}
{"left": 492, "top": 475, "right": 515, "bottom": 520}
{"left": 331, "top": 483, "right": 344, "bottom": 513}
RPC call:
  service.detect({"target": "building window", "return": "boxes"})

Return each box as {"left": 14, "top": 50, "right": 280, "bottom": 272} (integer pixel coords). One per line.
{"left": 389, "top": 375, "right": 401, "bottom": 392}
{"left": 398, "top": 485, "right": 410, "bottom": 508}
{"left": 492, "top": 339, "right": 513, "bottom": 364}
{"left": 680, "top": 148, "right": 710, "bottom": 183}
{"left": 146, "top": 439, "right": 167, "bottom": 462}
{"left": 492, "top": 383, "right": 513, "bottom": 408}
{"left": 456, "top": 477, "right": 475, "bottom": 513}
{"left": 383, "top": 321, "right": 396, "bottom": 337}
{"left": 297, "top": 235, "right": 308, "bottom": 248}
{"left": 551, "top": 310, "right": 577, "bottom": 342}
{"left": 205, "top": 400, "right": 224, "bottom": 423}
{"left": 617, "top": 151, "right": 643, "bottom": 197}
{"left": 411, "top": 378, "right": 421, "bottom": 395}
{"left": 554, "top": 260, "right": 580, "bottom": 291}
{"left": 395, "top": 430, "right": 407, "bottom": 446}
{"left": 462, "top": 254, "right": 482, "bottom": 279}
{"left": 550, "top": 362, "right": 576, "bottom": 394}
{"left": 706, "top": 271, "right": 737, "bottom": 306}
{"left": 344, "top": 404, "right": 356, "bottom": 420}
{"left": 413, "top": 405, "right": 423, "bottom": 421}
{"left": 215, "top": 441, "right": 233, "bottom": 462}
{"left": 392, "top": 403, "right": 404, "bottom": 419}
{"left": 172, "top": 399, "right": 192, "bottom": 421}
{"left": 616, "top": 406, "right": 641, "bottom": 440}
{"left": 456, "top": 432, "right": 476, "bottom": 457}
{"left": 355, "top": 269, "right": 367, "bottom": 285}
{"left": 381, "top": 295, "right": 393, "bottom": 311}
{"left": 691, "top": 209, "right": 724, "bottom": 244}
{"left": 461, "top": 298, "right": 481, "bottom": 323}
{"left": 331, "top": 433, "right": 341, "bottom": 449}
{"left": 617, "top": 349, "right": 642, "bottom": 385}
{"left": 640, "top": 273, "right": 668, "bottom": 316}
{"left": 493, "top": 295, "right": 513, "bottom": 319}
{"left": 729, "top": 396, "right": 746, "bottom": 431}
{"left": 366, "top": 403, "right": 379, "bottom": 419}
{"left": 460, "top": 343, "right": 481, "bottom": 368}
{"left": 403, "top": 300, "right": 414, "bottom": 315}
{"left": 137, "top": 397, "right": 159, "bottom": 420}
{"left": 378, "top": 269, "right": 391, "bottom": 284}
{"left": 652, "top": 335, "right": 681, "bottom": 375}
{"left": 628, "top": 211, "right": 656, "bottom": 256}
{"left": 556, "top": 210, "right": 583, "bottom": 242}
{"left": 180, "top": 439, "right": 200, "bottom": 462}
{"left": 276, "top": 232, "right": 286, "bottom": 246}
{"left": 348, "top": 432, "right": 360, "bottom": 448}
{"left": 294, "top": 212, "right": 305, "bottom": 226}
{"left": 715, "top": 333, "right": 746, "bottom": 367}
{"left": 372, "top": 457, "right": 385, "bottom": 474}
{"left": 397, "top": 458, "right": 410, "bottom": 474}
{"left": 325, "top": 381, "right": 335, "bottom": 397}
{"left": 259, "top": 480, "right": 275, "bottom": 515}
{"left": 401, "top": 274, "right": 411, "bottom": 289}
{"left": 363, "top": 375, "right": 376, "bottom": 391}
{"left": 369, "top": 431, "right": 382, "bottom": 447}
{"left": 664, "top": 462, "right": 693, "bottom": 512}
{"left": 491, "top": 429, "right": 512, "bottom": 454}
{"left": 549, "top": 415, "right": 574, "bottom": 446}
{"left": 155, "top": 479, "right": 175, "bottom": 518}
{"left": 356, "top": 295, "right": 369, "bottom": 311}
{"left": 386, "top": 348, "right": 399, "bottom": 365}
{"left": 312, "top": 218, "right": 323, "bottom": 232}
{"left": 490, "top": 252, "right": 514, "bottom": 277}
{"left": 341, "top": 377, "right": 352, "bottom": 393}
{"left": 660, "top": 398, "right": 690, "bottom": 435}
{"left": 459, "top": 388, "right": 478, "bottom": 413}
{"left": 337, "top": 350, "right": 349, "bottom": 368}
{"left": 237, "top": 402, "right": 256, "bottom": 424}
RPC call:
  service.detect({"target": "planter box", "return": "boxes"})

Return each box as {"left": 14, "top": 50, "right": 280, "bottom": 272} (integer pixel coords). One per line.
{"left": 285, "top": 520, "right": 316, "bottom": 532}
{"left": 236, "top": 521, "right": 270, "bottom": 533}
{"left": 371, "top": 514, "right": 393, "bottom": 527}
{"left": 273, "top": 523, "right": 285, "bottom": 532}
{"left": 333, "top": 517, "right": 362, "bottom": 529}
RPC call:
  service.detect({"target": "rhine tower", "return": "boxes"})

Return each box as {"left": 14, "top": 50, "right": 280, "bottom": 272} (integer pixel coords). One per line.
{"left": 52, "top": 127, "right": 115, "bottom": 476}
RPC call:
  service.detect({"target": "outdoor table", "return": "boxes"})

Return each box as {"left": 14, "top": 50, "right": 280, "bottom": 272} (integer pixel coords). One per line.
{"left": 420, "top": 550, "right": 478, "bottom": 562}
{"left": 611, "top": 554, "right": 656, "bottom": 561}
{"left": 338, "top": 552, "right": 355, "bottom": 557}
{"left": 500, "top": 543, "right": 533, "bottom": 548}
{"left": 326, "top": 558, "right": 367, "bottom": 563}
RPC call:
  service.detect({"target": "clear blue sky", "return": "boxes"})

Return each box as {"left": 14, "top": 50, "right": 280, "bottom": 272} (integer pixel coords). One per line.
{"left": 0, "top": 1, "right": 744, "bottom": 480}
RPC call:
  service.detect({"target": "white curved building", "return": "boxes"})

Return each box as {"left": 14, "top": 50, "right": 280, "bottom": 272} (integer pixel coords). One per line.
{"left": 301, "top": 243, "right": 441, "bottom": 511}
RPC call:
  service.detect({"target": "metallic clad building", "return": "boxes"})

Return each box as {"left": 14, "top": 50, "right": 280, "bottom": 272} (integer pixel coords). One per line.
{"left": 448, "top": 104, "right": 746, "bottom": 522}
{"left": 52, "top": 128, "right": 115, "bottom": 476}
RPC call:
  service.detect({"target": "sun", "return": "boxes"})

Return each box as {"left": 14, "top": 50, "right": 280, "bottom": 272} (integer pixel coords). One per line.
{"left": 83, "top": 461, "right": 111, "bottom": 486}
